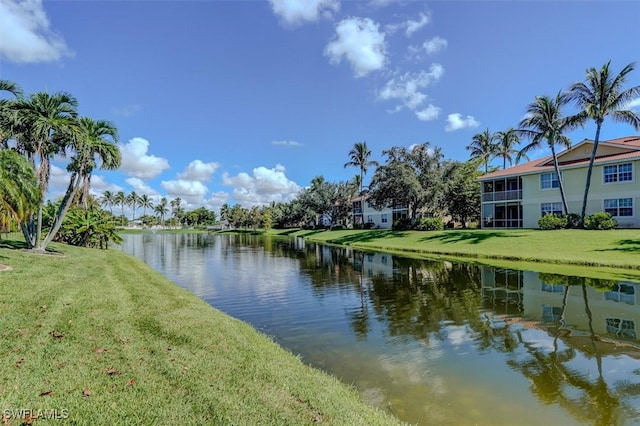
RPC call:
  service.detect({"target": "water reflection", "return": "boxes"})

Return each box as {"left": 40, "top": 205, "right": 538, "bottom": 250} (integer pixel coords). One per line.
{"left": 119, "top": 233, "right": 640, "bottom": 425}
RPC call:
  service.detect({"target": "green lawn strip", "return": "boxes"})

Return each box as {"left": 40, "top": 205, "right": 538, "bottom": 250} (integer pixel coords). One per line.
{"left": 269, "top": 229, "right": 640, "bottom": 280}
{"left": 0, "top": 244, "right": 400, "bottom": 426}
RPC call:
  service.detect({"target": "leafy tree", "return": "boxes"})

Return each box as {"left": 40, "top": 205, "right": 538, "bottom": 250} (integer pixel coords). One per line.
{"left": 466, "top": 129, "right": 496, "bottom": 173}
{"left": 518, "top": 93, "right": 583, "bottom": 215}
{"left": 567, "top": 61, "right": 640, "bottom": 226}
{"left": 368, "top": 142, "right": 444, "bottom": 221}
{"left": 443, "top": 160, "right": 481, "bottom": 227}
{"left": 344, "top": 141, "right": 379, "bottom": 193}
{"left": 298, "top": 176, "right": 353, "bottom": 227}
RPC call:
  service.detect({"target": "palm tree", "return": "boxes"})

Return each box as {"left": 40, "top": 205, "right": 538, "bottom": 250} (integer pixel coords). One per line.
{"left": 220, "top": 203, "right": 230, "bottom": 223}
{"left": 466, "top": 129, "right": 497, "bottom": 173}
{"left": 100, "top": 190, "right": 115, "bottom": 214}
{"left": 517, "top": 93, "right": 583, "bottom": 215}
{"left": 344, "top": 141, "right": 379, "bottom": 193}
{"left": 127, "top": 191, "right": 140, "bottom": 221}
{"left": 10, "top": 91, "right": 79, "bottom": 248}
{"left": 74, "top": 117, "right": 120, "bottom": 208}
{"left": 494, "top": 128, "right": 524, "bottom": 169}
{"left": 0, "top": 149, "right": 40, "bottom": 233}
{"left": 114, "top": 191, "right": 127, "bottom": 221}
{"left": 567, "top": 61, "right": 640, "bottom": 226}
{"left": 0, "top": 79, "right": 24, "bottom": 146}
{"left": 154, "top": 197, "right": 169, "bottom": 227}
{"left": 139, "top": 194, "right": 153, "bottom": 219}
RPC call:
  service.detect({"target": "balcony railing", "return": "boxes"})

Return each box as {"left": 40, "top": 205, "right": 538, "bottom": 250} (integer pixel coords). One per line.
{"left": 482, "top": 190, "right": 522, "bottom": 202}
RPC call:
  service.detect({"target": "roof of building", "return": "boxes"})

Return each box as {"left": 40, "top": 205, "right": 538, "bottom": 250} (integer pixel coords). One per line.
{"left": 479, "top": 136, "right": 640, "bottom": 180}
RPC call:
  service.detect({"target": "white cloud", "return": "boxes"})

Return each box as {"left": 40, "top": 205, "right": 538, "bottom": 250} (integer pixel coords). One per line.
{"left": 0, "top": 0, "right": 72, "bottom": 63}
{"left": 47, "top": 164, "right": 71, "bottom": 199}
{"left": 269, "top": 0, "right": 339, "bottom": 26}
{"left": 325, "top": 17, "right": 387, "bottom": 78}
{"left": 445, "top": 113, "right": 480, "bottom": 132}
{"left": 624, "top": 98, "right": 640, "bottom": 111}
{"left": 222, "top": 164, "right": 301, "bottom": 206}
{"left": 377, "top": 64, "right": 444, "bottom": 112}
{"left": 422, "top": 36, "right": 447, "bottom": 55}
{"left": 89, "top": 175, "right": 123, "bottom": 194}
{"left": 112, "top": 104, "right": 141, "bottom": 117}
{"left": 177, "top": 160, "right": 220, "bottom": 182}
{"left": 415, "top": 104, "right": 441, "bottom": 121}
{"left": 118, "top": 137, "right": 171, "bottom": 179}
{"left": 161, "top": 179, "right": 209, "bottom": 197}
{"left": 405, "top": 12, "right": 430, "bottom": 37}
{"left": 272, "top": 140, "right": 303, "bottom": 147}
{"left": 126, "top": 177, "right": 158, "bottom": 195}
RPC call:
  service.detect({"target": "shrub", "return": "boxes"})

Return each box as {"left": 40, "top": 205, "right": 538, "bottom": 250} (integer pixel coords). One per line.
{"left": 565, "top": 213, "right": 581, "bottom": 229}
{"left": 363, "top": 222, "right": 375, "bottom": 230}
{"left": 392, "top": 218, "right": 411, "bottom": 231}
{"left": 414, "top": 217, "right": 444, "bottom": 231}
{"left": 538, "top": 214, "right": 567, "bottom": 230}
{"left": 584, "top": 212, "right": 617, "bottom": 230}
{"left": 331, "top": 225, "right": 345, "bottom": 230}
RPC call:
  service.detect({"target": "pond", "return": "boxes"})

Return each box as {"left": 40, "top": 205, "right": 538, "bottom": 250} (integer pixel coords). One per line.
{"left": 119, "top": 233, "right": 640, "bottom": 425}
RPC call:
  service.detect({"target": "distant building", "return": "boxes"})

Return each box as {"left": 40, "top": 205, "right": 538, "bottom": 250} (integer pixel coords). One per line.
{"left": 351, "top": 195, "right": 408, "bottom": 229}
{"left": 479, "top": 136, "right": 640, "bottom": 228}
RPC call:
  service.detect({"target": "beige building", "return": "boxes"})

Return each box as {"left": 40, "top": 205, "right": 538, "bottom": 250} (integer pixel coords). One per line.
{"left": 479, "top": 135, "right": 640, "bottom": 228}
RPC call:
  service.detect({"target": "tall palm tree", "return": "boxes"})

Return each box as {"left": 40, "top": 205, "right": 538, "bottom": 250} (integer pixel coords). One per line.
{"left": 466, "top": 129, "right": 497, "bottom": 173}
{"left": 494, "top": 128, "right": 524, "bottom": 169}
{"left": 517, "top": 93, "right": 583, "bottom": 215}
{"left": 155, "top": 197, "right": 169, "bottom": 227}
{"left": 114, "top": 191, "right": 127, "bottom": 220}
{"left": 220, "top": 203, "right": 230, "bottom": 223}
{"left": 127, "top": 191, "right": 140, "bottom": 221}
{"left": 41, "top": 117, "right": 121, "bottom": 249}
{"left": 139, "top": 194, "right": 153, "bottom": 218}
{"left": 74, "top": 117, "right": 120, "bottom": 208}
{"left": 10, "top": 91, "right": 79, "bottom": 248}
{"left": 100, "top": 190, "right": 115, "bottom": 214}
{"left": 344, "top": 141, "right": 379, "bottom": 193}
{"left": 567, "top": 61, "right": 640, "bottom": 226}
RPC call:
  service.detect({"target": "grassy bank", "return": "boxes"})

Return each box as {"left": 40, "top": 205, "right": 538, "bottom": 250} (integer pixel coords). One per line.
{"left": 0, "top": 241, "right": 400, "bottom": 425}
{"left": 265, "top": 228, "right": 640, "bottom": 281}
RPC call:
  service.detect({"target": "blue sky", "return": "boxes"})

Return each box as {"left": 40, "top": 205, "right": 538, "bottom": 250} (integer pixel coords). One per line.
{"left": 1, "top": 0, "right": 639, "bottom": 213}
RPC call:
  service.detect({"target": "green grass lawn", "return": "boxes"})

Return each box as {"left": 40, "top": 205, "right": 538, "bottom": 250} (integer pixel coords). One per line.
{"left": 0, "top": 241, "right": 400, "bottom": 426}
{"left": 265, "top": 228, "right": 640, "bottom": 281}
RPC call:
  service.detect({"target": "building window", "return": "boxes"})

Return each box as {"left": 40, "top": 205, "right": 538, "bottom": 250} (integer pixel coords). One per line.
{"left": 381, "top": 214, "right": 388, "bottom": 223}
{"left": 604, "top": 198, "right": 633, "bottom": 217}
{"left": 367, "top": 215, "right": 373, "bottom": 223}
{"left": 606, "top": 318, "right": 636, "bottom": 339}
{"left": 604, "top": 163, "right": 632, "bottom": 183}
{"left": 604, "top": 283, "right": 636, "bottom": 305}
{"left": 541, "top": 202, "right": 563, "bottom": 216}
{"left": 540, "top": 172, "right": 560, "bottom": 189}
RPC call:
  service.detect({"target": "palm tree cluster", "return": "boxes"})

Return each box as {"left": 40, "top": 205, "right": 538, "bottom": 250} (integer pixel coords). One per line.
{"left": 467, "top": 61, "right": 639, "bottom": 225}
{"left": 0, "top": 79, "right": 122, "bottom": 250}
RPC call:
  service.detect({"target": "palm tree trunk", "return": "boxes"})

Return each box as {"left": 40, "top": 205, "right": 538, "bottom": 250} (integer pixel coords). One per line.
{"left": 40, "top": 172, "right": 82, "bottom": 251}
{"left": 550, "top": 144, "right": 569, "bottom": 215}
{"left": 580, "top": 123, "right": 602, "bottom": 226}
